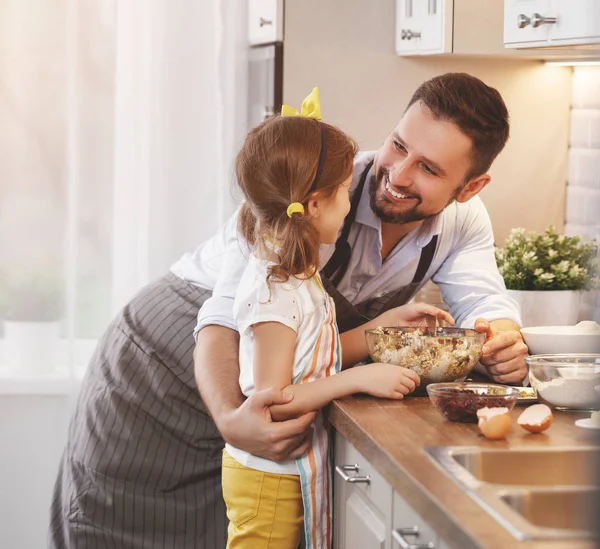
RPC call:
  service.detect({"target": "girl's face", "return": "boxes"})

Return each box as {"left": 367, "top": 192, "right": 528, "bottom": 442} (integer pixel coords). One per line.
{"left": 308, "top": 174, "right": 353, "bottom": 244}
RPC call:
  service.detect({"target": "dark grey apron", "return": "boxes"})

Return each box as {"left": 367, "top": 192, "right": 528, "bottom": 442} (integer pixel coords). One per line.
{"left": 320, "top": 160, "right": 438, "bottom": 333}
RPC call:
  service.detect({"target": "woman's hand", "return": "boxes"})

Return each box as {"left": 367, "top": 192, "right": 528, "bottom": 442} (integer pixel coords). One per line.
{"left": 351, "top": 363, "right": 421, "bottom": 399}
{"left": 376, "top": 303, "right": 454, "bottom": 329}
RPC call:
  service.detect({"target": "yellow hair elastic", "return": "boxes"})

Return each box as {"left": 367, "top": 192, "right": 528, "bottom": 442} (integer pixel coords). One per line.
{"left": 281, "top": 87, "right": 322, "bottom": 120}
{"left": 287, "top": 202, "right": 305, "bottom": 218}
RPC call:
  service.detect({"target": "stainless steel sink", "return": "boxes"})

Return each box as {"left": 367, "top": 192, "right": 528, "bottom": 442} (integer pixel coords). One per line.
{"left": 451, "top": 447, "right": 600, "bottom": 486}
{"left": 500, "top": 488, "right": 599, "bottom": 532}
{"left": 426, "top": 446, "right": 600, "bottom": 540}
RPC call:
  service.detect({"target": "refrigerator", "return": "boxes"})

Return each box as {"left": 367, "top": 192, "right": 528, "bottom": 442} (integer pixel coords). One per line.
{"left": 247, "top": 42, "right": 283, "bottom": 130}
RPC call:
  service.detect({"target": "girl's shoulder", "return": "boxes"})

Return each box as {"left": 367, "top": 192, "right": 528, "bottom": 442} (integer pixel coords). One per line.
{"left": 236, "top": 255, "right": 324, "bottom": 312}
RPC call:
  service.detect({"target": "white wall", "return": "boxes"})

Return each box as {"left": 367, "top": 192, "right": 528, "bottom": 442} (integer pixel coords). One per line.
{"left": 0, "top": 394, "right": 76, "bottom": 549}
{"left": 565, "top": 66, "right": 600, "bottom": 321}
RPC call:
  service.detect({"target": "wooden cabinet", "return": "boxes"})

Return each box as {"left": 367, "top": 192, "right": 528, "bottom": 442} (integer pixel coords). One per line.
{"left": 504, "top": 0, "right": 600, "bottom": 49}
{"left": 334, "top": 434, "right": 453, "bottom": 549}
{"left": 248, "top": 0, "right": 283, "bottom": 45}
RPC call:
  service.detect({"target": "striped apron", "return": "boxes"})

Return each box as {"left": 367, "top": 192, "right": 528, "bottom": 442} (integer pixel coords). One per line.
{"left": 295, "top": 274, "right": 341, "bottom": 549}
{"left": 47, "top": 274, "right": 227, "bottom": 549}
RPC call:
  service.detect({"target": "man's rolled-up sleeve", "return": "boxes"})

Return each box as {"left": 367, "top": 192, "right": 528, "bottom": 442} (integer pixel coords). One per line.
{"left": 194, "top": 240, "right": 250, "bottom": 337}
{"left": 433, "top": 199, "right": 522, "bottom": 329}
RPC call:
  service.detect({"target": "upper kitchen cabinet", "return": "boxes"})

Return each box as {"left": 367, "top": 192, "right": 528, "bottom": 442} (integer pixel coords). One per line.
{"left": 396, "top": 0, "right": 453, "bottom": 55}
{"left": 395, "top": 0, "right": 525, "bottom": 56}
{"left": 248, "top": 0, "right": 284, "bottom": 45}
{"left": 504, "top": 0, "right": 600, "bottom": 49}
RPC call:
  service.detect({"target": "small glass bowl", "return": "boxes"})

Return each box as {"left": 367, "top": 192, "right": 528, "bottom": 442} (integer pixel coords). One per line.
{"left": 365, "top": 326, "right": 485, "bottom": 390}
{"left": 426, "top": 382, "right": 521, "bottom": 423}
{"left": 525, "top": 354, "right": 600, "bottom": 411}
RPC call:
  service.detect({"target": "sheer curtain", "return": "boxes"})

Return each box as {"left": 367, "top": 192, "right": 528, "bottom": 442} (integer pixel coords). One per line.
{"left": 0, "top": 0, "right": 247, "bottom": 379}
{"left": 0, "top": 0, "right": 247, "bottom": 545}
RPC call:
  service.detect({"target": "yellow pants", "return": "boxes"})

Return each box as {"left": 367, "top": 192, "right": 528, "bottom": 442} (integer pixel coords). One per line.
{"left": 221, "top": 449, "right": 304, "bottom": 549}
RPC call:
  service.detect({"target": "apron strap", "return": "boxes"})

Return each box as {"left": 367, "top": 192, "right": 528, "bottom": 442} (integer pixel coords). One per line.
{"left": 411, "top": 234, "right": 439, "bottom": 284}
{"left": 321, "top": 159, "right": 374, "bottom": 286}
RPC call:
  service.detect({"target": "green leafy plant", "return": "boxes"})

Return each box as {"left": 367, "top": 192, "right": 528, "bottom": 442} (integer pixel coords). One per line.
{"left": 495, "top": 226, "right": 599, "bottom": 291}
{"left": 0, "top": 268, "right": 62, "bottom": 322}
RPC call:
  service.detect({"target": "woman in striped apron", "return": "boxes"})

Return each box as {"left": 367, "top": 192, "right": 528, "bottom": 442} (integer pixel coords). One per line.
{"left": 222, "top": 88, "right": 452, "bottom": 549}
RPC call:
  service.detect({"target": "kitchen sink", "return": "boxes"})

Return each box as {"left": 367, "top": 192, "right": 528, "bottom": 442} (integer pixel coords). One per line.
{"left": 426, "top": 446, "right": 600, "bottom": 540}
{"left": 500, "top": 488, "right": 599, "bottom": 531}
{"left": 451, "top": 447, "right": 600, "bottom": 486}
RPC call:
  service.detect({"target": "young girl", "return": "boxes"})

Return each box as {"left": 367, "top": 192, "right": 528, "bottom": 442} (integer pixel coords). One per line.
{"left": 222, "top": 88, "right": 453, "bottom": 549}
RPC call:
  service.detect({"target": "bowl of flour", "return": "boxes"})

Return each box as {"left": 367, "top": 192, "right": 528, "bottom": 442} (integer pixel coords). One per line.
{"left": 526, "top": 354, "right": 600, "bottom": 411}
{"left": 521, "top": 321, "right": 600, "bottom": 355}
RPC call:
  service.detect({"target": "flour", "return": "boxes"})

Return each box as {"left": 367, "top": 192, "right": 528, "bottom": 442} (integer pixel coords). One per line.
{"left": 571, "top": 321, "right": 600, "bottom": 335}
{"left": 536, "top": 376, "right": 600, "bottom": 409}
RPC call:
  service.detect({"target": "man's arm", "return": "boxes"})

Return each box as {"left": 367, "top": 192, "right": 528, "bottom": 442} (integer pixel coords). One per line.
{"left": 194, "top": 325, "right": 244, "bottom": 427}
{"left": 473, "top": 318, "right": 528, "bottom": 384}
{"left": 433, "top": 198, "right": 527, "bottom": 383}
{"left": 194, "top": 324, "right": 316, "bottom": 461}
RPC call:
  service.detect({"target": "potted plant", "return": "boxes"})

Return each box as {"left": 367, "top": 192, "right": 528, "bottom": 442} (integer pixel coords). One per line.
{"left": 495, "top": 226, "right": 599, "bottom": 327}
{"left": 0, "top": 267, "right": 63, "bottom": 374}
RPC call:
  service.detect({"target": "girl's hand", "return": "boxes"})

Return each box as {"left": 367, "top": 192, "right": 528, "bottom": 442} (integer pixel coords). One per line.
{"left": 377, "top": 303, "right": 454, "bottom": 329}
{"left": 353, "top": 363, "right": 420, "bottom": 399}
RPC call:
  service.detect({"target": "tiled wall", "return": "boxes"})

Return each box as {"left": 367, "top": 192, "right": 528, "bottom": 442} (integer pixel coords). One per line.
{"left": 565, "top": 67, "right": 600, "bottom": 322}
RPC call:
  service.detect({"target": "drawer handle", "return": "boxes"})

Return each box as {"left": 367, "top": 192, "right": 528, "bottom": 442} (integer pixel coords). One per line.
{"left": 259, "top": 17, "right": 273, "bottom": 27}
{"left": 531, "top": 13, "right": 557, "bottom": 28}
{"left": 393, "top": 526, "right": 435, "bottom": 549}
{"left": 334, "top": 464, "right": 370, "bottom": 484}
{"left": 400, "top": 29, "right": 421, "bottom": 40}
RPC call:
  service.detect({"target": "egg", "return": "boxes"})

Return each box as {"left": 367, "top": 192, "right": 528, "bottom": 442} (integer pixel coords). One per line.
{"left": 477, "top": 407, "right": 512, "bottom": 440}
{"left": 517, "top": 403, "right": 553, "bottom": 433}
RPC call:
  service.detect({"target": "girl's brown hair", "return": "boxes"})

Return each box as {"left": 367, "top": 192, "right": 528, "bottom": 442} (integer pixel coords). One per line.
{"left": 236, "top": 115, "right": 357, "bottom": 283}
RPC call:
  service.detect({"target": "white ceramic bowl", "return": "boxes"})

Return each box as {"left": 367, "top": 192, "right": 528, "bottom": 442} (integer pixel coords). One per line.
{"left": 521, "top": 323, "right": 600, "bottom": 355}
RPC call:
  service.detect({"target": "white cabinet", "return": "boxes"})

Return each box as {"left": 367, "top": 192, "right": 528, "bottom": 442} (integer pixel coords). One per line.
{"left": 395, "top": 0, "right": 453, "bottom": 55}
{"left": 395, "top": 0, "right": 524, "bottom": 57}
{"left": 391, "top": 491, "right": 438, "bottom": 548}
{"left": 334, "top": 434, "right": 454, "bottom": 549}
{"left": 504, "top": 0, "right": 600, "bottom": 49}
{"left": 248, "top": 0, "right": 283, "bottom": 45}
{"left": 333, "top": 434, "right": 393, "bottom": 549}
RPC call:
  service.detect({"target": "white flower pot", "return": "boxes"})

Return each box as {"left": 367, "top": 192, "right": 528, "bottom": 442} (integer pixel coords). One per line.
{"left": 3, "top": 320, "right": 59, "bottom": 375}
{"left": 507, "top": 290, "right": 583, "bottom": 328}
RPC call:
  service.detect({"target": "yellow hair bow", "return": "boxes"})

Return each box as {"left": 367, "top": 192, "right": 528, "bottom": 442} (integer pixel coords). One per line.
{"left": 281, "top": 87, "right": 322, "bottom": 120}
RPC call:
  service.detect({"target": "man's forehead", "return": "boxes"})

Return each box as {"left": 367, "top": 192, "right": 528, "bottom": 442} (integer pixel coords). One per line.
{"left": 392, "top": 105, "right": 473, "bottom": 169}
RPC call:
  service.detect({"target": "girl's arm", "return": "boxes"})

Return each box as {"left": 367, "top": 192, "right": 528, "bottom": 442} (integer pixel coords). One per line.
{"left": 253, "top": 322, "right": 366, "bottom": 422}
{"left": 339, "top": 303, "right": 455, "bottom": 369}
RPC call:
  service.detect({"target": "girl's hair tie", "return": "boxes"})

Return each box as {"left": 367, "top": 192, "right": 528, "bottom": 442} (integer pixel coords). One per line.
{"left": 286, "top": 202, "right": 305, "bottom": 218}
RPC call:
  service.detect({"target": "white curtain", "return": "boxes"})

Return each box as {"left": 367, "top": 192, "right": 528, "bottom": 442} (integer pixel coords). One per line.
{"left": 0, "top": 1, "right": 247, "bottom": 545}
{"left": 0, "top": 0, "right": 247, "bottom": 376}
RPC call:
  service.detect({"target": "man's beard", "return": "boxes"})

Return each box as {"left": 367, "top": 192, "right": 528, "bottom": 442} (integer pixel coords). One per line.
{"left": 368, "top": 168, "right": 460, "bottom": 224}
{"left": 369, "top": 168, "right": 429, "bottom": 224}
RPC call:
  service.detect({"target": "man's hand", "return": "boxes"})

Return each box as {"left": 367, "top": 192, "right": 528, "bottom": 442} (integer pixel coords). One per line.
{"left": 219, "top": 388, "right": 315, "bottom": 462}
{"left": 474, "top": 318, "right": 528, "bottom": 384}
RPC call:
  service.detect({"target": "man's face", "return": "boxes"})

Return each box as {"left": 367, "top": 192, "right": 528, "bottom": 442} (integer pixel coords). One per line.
{"left": 371, "top": 101, "right": 476, "bottom": 224}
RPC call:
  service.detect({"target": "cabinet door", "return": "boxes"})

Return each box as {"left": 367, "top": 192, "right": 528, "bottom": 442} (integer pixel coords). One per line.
{"left": 392, "top": 491, "right": 438, "bottom": 549}
{"left": 345, "top": 492, "right": 388, "bottom": 549}
{"left": 396, "top": 0, "right": 452, "bottom": 55}
{"left": 248, "top": 0, "right": 283, "bottom": 45}
{"left": 547, "top": 0, "right": 600, "bottom": 45}
{"left": 504, "top": 0, "right": 552, "bottom": 47}
{"left": 334, "top": 434, "right": 393, "bottom": 549}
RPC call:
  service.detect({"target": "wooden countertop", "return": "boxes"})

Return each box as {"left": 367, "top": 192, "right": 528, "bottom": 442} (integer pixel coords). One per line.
{"left": 328, "top": 396, "right": 600, "bottom": 549}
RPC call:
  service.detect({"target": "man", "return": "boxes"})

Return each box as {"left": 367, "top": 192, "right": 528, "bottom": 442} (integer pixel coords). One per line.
{"left": 48, "top": 73, "right": 528, "bottom": 549}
